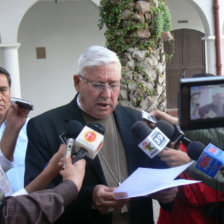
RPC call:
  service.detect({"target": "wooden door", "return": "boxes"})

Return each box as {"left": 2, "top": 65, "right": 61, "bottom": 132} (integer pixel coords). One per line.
{"left": 165, "top": 29, "right": 205, "bottom": 109}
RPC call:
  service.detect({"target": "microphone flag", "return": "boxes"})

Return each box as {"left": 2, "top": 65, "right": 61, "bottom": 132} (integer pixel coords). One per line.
{"left": 195, "top": 143, "right": 224, "bottom": 177}
{"left": 138, "top": 127, "right": 170, "bottom": 158}
{"left": 75, "top": 125, "right": 104, "bottom": 159}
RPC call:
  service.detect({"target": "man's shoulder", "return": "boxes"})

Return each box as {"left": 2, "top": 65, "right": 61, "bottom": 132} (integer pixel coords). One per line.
{"left": 115, "top": 105, "right": 142, "bottom": 122}
{"left": 115, "top": 105, "right": 141, "bottom": 116}
{"left": 28, "top": 99, "right": 77, "bottom": 126}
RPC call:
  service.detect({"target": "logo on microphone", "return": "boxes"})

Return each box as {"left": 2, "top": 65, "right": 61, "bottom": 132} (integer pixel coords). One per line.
{"left": 138, "top": 127, "right": 170, "bottom": 158}
{"left": 143, "top": 142, "right": 154, "bottom": 152}
{"left": 84, "top": 131, "right": 97, "bottom": 142}
{"left": 195, "top": 143, "right": 224, "bottom": 177}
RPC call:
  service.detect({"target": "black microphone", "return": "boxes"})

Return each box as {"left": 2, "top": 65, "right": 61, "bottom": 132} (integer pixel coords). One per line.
{"left": 131, "top": 120, "right": 171, "bottom": 158}
{"left": 131, "top": 120, "right": 175, "bottom": 141}
{"left": 63, "top": 120, "right": 83, "bottom": 168}
{"left": 154, "top": 120, "right": 175, "bottom": 140}
{"left": 187, "top": 141, "right": 205, "bottom": 161}
{"left": 72, "top": 122, "right": 105, "bottom": 163}
{"left": 131, "top": 120, "right": 152, "bottom": 142}
{"left": 155, "top": 120, "right": 191, "bottom": 147}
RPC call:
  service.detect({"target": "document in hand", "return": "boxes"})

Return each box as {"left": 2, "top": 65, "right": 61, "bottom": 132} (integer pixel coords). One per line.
{"left": 114, "top": 161, "right": 200, "bottom": 199}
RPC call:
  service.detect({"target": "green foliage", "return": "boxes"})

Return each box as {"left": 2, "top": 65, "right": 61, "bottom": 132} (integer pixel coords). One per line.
{"left": 99, "top": 0, "right": 172, "bottom": 109}
{"left": 99, "top": 0, "right": 172, "bottom": 58}
{"left": 149, "top": 3, "right": 172, "bottom": 43}
{"left": 162, "top": 4, "right": 172, "bottom": 31}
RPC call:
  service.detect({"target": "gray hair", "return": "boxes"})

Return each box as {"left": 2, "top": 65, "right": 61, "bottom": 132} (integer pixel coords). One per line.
{"left": 77, "top": 45, "right": 121, "bottom": 76}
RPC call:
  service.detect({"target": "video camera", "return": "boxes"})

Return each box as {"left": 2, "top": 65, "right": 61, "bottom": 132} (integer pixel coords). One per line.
{"left": 179, "top": 76, "right": 224, "bottom": 130}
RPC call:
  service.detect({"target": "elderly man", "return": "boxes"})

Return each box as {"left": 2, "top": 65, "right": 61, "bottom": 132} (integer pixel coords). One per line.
{"left": 25, "top": 46, "right": 177, "bottom": 224}
{"left": 199, "top": 91, "right": 224, "bottom": 119}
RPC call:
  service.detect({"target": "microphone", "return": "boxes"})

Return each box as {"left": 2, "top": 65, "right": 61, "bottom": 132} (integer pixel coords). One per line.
{"left": 63, "top": 120, "right": 83, "bottom": 168}
{"left": 154, "top": 120, "right": 176, "bottom": 140}
{"left": 187, "top": 141, "right": 224, "bottom": 177}
{"left": 72, "top": 122, "right": 105, "bottom": 163}
{"left": 187, "top": 141, "right": 205, "bottom": 161}
{"left": 131, "top": 120, "right": 170, "bottom": 158}
{"left": 155, "top": 120, "right": 191, "bottom": 147}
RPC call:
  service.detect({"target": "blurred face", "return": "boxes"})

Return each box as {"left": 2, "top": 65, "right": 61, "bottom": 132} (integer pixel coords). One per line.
{"left": 74, "top": 62, "right": 121, "bottom": 119}
{"left": 191, "top": 94, "right": 200, "bottom": 107}
{"left": 0, "top": 73, "right": 11, "bottom": 121}
{"left": 213, "top": 94, "right": 224, "bottom": 106}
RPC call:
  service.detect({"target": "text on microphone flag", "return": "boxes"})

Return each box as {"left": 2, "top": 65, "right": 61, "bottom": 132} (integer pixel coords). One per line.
{"left": 195, "top": 143, "right": 224, "bottom": 177}
{"left": 138, "top": 127, "right": 170, "bottom": 158}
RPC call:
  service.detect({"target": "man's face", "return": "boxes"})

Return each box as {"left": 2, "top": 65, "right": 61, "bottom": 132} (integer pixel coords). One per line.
{"left": 74, "top": 62, "right": 121, "bottom": 119}
{"left": 213, "top": 93, "right": 224, "bottom": 106}
{"left": 191, "top": 94, "right": 200, "bottom": 107}
{"left": 0, "top": 73, "right": 11, "bottom": 120}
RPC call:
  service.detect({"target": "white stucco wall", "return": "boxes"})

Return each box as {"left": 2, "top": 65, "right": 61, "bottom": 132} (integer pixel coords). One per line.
{"left": 166, "top": 0, "right": 204, "bottom": 33}
{"left": 18, "top": 0, "right": 105, "bottom": 117}
{"left": 1, "top": 0, "right": 223, "bottom": 116}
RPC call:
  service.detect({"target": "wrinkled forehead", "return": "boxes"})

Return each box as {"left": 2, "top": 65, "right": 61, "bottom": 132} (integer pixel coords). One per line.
{"left": 84, "top": 63, "right": 121, "bottom": 80}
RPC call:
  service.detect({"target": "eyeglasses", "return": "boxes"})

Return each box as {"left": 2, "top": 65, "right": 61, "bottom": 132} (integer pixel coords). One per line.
{"left": 79, "top": 76, "right": 121, "bottom": 91}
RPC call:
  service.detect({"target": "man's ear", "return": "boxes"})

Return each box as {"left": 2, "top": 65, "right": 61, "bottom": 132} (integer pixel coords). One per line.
{"left": 74, "top": 74, "right": 80, "bottom": 92}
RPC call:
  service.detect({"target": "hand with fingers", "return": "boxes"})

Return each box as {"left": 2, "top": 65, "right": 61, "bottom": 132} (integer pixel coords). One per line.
{"left": 92, "top": 184, "right": 129, "bottom": 214}
{"left": 150, "top": 187, "right": 178, "bottom": 204}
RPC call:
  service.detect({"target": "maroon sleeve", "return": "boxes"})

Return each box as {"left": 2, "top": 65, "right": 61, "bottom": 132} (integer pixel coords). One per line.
{"left": 1, "top": 180, "right": 78, "bottom": 224}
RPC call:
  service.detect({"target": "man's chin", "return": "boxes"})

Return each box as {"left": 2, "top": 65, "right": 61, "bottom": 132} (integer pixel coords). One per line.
{"left": 91, "top": 109, "right": 112, "bottom": 120}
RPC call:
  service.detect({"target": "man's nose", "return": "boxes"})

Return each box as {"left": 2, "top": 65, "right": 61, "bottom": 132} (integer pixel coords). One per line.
{"left": 100, "top": 84, "right": 111, "bottom": 97}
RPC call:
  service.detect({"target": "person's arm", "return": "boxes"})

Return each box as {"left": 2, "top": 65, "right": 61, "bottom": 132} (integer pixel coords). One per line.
{"left": 24, "top": 117, "right": 59, "bottom": 188}
{"left": 0, "top": 104, "right": 30, "bottom": 162}
{"left": 25, "top": 144, "right": 66, "bottom": 193}
{"left": 150, "top": 109, "right": 178, "bottom": 125}
{"left": 0, "top": 103, "right": 31, "bottom": 174}
{"left": 1, "top": 157, "right": 86, "bottom": 224}
{"left": 158, "top": 147, "right": 191, "bottom": 168}
{"left": 187, "top": 162, "right": 224, "bottom": 192}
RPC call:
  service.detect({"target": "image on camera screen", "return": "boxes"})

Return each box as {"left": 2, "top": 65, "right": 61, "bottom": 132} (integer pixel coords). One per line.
{"left": 190, "top": 84, "right": 224, "bottom": 120}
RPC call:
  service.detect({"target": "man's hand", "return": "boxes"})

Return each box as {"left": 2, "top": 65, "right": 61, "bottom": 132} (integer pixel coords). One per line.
{"left": 150, "top": 187, "right": 178, "bottom": 203}
{"left": 6, "top": 103, "right": 31, "bottom": 131}
{"left": 150, "top": 110, "right": 178, "bottom": 125}
{"left": 0, "top": 103, "right": 31, "bottom": 161}
{"left": 92, "top": 185, "right": 128, "bottom": 214}
{"left": 44, "top": 144, "right": 66, "bottom": 178}
{"left": 159, "top": 147, "right": 191, "bottom": 167}
{"left": 60, "top": 155, "right": 86, "bottom": 192}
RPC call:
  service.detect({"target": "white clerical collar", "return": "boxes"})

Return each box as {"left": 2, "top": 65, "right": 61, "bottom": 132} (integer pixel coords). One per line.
{"left": 77, "top": 94, "right": 86, "bottom": 112}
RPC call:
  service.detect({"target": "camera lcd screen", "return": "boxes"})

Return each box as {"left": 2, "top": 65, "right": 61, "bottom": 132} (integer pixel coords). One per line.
{"left": 179, "top": 76, "right": 224, "bottom": 130}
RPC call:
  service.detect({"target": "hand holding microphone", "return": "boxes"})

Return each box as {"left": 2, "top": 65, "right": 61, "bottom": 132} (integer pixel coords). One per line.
{"left": 187, "top": 141, "right": 224, "bottom": 178}
{"left": 187, "top": 141, "right": 224, "bottom": 191}
{"left": 63, "top": 120, "right": 83, "bottom": 168}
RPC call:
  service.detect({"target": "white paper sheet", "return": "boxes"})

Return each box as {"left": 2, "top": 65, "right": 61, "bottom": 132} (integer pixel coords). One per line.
{"left": 114, "top": 161, "right": 200, "bottom": 199}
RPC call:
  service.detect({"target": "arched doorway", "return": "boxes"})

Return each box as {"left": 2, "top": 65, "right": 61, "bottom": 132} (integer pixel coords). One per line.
{"left": 165, "top": 29, "right": 205, "bottom": 109}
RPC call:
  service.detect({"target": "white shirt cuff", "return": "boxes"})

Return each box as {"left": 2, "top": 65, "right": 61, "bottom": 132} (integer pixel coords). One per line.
{"left": 12, "top": 188, "right": 28, "bottom": 196}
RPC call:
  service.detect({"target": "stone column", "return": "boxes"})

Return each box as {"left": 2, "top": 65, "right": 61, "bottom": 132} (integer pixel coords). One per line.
{"left": 202, "top": 36, "right": 217, "bottom": 75}
{"left": 0, "top": 43, "right": 21, "bottom": 97}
